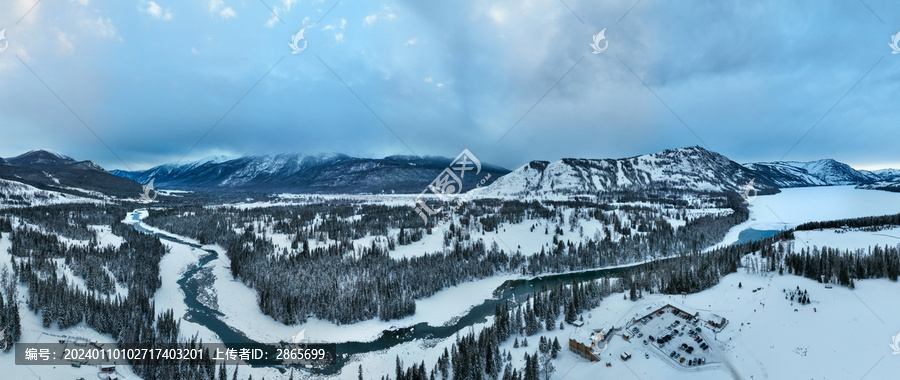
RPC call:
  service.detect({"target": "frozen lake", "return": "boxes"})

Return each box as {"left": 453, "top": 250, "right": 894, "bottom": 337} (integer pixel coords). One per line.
{"left": 715, "top": 186, "right": 900, "bottom": 248}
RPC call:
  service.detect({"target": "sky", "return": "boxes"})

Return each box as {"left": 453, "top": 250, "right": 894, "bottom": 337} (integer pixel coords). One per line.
{"left": 1, "top": 0, "right": 899, "bottom": 172}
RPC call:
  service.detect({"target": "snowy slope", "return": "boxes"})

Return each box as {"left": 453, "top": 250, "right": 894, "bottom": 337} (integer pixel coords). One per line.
{"left": 867, "top": 168, "right": 900, "bottom": 180}
{"left": 469, "top": 146, "right": 776, "bottom": 199}
{"left": 856, "top": 177, "right": 900, "bottom": 193}
{"left": 0, "top": 178, "right": 98, "bottom": 207}
{"left": 746, "top": 159, "right": 883, "bottom": 187}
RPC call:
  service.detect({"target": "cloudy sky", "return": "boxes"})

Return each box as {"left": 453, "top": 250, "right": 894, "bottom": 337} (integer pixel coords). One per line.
{"left": 1, "top": 0, "right": 899, "bottom": 171}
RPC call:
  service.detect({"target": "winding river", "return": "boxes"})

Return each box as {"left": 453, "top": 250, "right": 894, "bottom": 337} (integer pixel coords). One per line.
{"left": 127, "top": 210, "right": 658, "bottom": 375}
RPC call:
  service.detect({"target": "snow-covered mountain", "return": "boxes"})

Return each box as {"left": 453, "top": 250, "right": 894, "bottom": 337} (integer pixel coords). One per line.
{"left": 745, "top": 159, "right": 884, "bottom": 187}
{"left": 856, "top": 177, "right": 900, "bottom": 193}
{"left": 866, "top": 168, "right": 900, "bottom": 181}
{"left": 0, "top": 150, "right": 142, "bottom": 199}
{"left": 468, "top": 146, "right": 778, "bottom": 199}
{"left": 112, "top": 153, "right": 511, "bottom": 194}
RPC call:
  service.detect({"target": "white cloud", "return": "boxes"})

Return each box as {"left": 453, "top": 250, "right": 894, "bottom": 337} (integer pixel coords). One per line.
{"left": 72, "top": 0, "right": 89, "bottom": 6}
{"left": 220, "top": 7, "right": 236, "bottom": 19}
{"left": 364, "top": 14, "right": 377, "bottom": 26}
{"left": 83, "top": 17, "right": 120, "bottom": 40}
{"left": 141, "top": 1, "right": 173, "bottom": 21}
{"left": 209, "top": 0, "right": 236, "bottom": 19}
{"left": 488, "top": 6, "right": 508, "bottom": 25}
{"left": 56, "top": 31, "right": 75, "bottom": 53}
{"left": 209, "top": 0, "right": 223, "bottom": 13}
{"left": 405, "top": 38, "right": 417, "bottom": 46}
{"left": 265, "top": 0, "right": 298, "bottom": 27}
{"left": 335, "top": 33, "right": 343, "bottom": 42}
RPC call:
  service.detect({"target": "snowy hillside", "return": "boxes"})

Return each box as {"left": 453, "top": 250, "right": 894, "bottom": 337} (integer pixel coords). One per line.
{"left": 746, "top": 159, "right": 883, "bottom": 187}
{"left": 856, "top": 177, "right": 900, "bottom": 193}
{"left": 867, "top": 168, "right": 900, "bottom": 180}
{"left": 469, "top": 146, "right": 776, "bottom": 199}
{"left": 0, "top": 178, "right": 98, "bottom": 207}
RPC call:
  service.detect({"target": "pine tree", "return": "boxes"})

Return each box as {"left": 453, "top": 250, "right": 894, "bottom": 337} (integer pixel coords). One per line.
{"left": 551, "top": 338, "right": 561, "bottom": 359}
{"left": 359, "top": 364, "right": 364, "bottom": 380}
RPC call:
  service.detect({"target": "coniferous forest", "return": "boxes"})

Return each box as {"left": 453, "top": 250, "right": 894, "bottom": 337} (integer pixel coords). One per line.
{"left": 0, "top": 202, "right": 898, "bottom": 379}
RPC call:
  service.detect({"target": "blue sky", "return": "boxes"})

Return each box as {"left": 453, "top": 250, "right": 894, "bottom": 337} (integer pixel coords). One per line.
{"left": 1, "top": 0, "right": 899, "bottom": 171}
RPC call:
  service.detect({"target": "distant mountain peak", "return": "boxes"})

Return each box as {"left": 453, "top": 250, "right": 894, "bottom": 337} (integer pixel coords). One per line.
{"left": 7, "top": 149, "right": 77, "bottom": 167}
{"left": 470, "top": 146, "right": 776, "bottom": 199}
{"left": 1, "top": 149, "right": 143, "bottom": 199}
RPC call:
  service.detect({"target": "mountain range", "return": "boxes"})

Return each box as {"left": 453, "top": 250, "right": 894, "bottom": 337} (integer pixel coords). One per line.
{"left": 743, "top": 159, "right": 890, "bottom": 187}
{"left": 469, "top": 146, "right": 779, "bottom": 199}
{"left": 111, "top": 153, "right": 512, "bottom": 194}
{"left": 1, "top": 148, "right": 897, "bottom": 204}
{"left": 0, "top": 150, "right": 142, "bottom": 199}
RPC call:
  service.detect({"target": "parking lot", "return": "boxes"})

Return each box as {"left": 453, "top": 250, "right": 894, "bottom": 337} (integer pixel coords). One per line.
{"left": 629, "top": 306, "right": 712, "bottom": 368}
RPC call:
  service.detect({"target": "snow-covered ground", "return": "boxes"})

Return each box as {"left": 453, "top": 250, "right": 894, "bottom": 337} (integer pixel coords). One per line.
{"left": 0, "top": 178, "right": 100, "bottom": 207}
{"left": 207, "top": 241, "right": 517, "bottom": 344}
{"left": 0, "top": 232, "right": 143, "bottom": 380}
{"left": 793, "top": 226, "right": 900, "bottom": 251}
{"left": 714, "top": 186, "right": 900, "bottom": 248}
{"left": 343, "top": 265, "right": 900, "bottom": 380}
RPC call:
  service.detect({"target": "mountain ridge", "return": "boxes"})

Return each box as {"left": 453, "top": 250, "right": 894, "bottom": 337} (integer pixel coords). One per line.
{"left": 468, "top": 146, "right": 780, "bottom": 199}
{"left": 112, "top": 153, "right": 512, "bottom": 194}
{"left": 0, "top": 150, "right": 143, "bottom": 199}
{"left": 744, "top": 159, "right": 890, "bottom": 187}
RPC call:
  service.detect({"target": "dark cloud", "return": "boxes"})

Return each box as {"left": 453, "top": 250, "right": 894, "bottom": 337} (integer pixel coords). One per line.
{"left": 0, "top": 0, "right": 898, "bottom": 171}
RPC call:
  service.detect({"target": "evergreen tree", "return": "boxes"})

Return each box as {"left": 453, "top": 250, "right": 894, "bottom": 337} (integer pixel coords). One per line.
{"left": 551, "top": 338, "right": 561, "bottom": 359}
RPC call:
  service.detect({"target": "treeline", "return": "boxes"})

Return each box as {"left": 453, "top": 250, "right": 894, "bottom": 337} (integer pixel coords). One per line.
{"left": 795, "top": 212, "right": 900, "bottom": 231}
{"left": 0, "top": 265, "right": 22, "bottom": 350}
{"left": 784, "top": 245, "right": 900, "bottom": 285}
{"left": 5, "top": 203, "right": 124, "bottom": 240}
